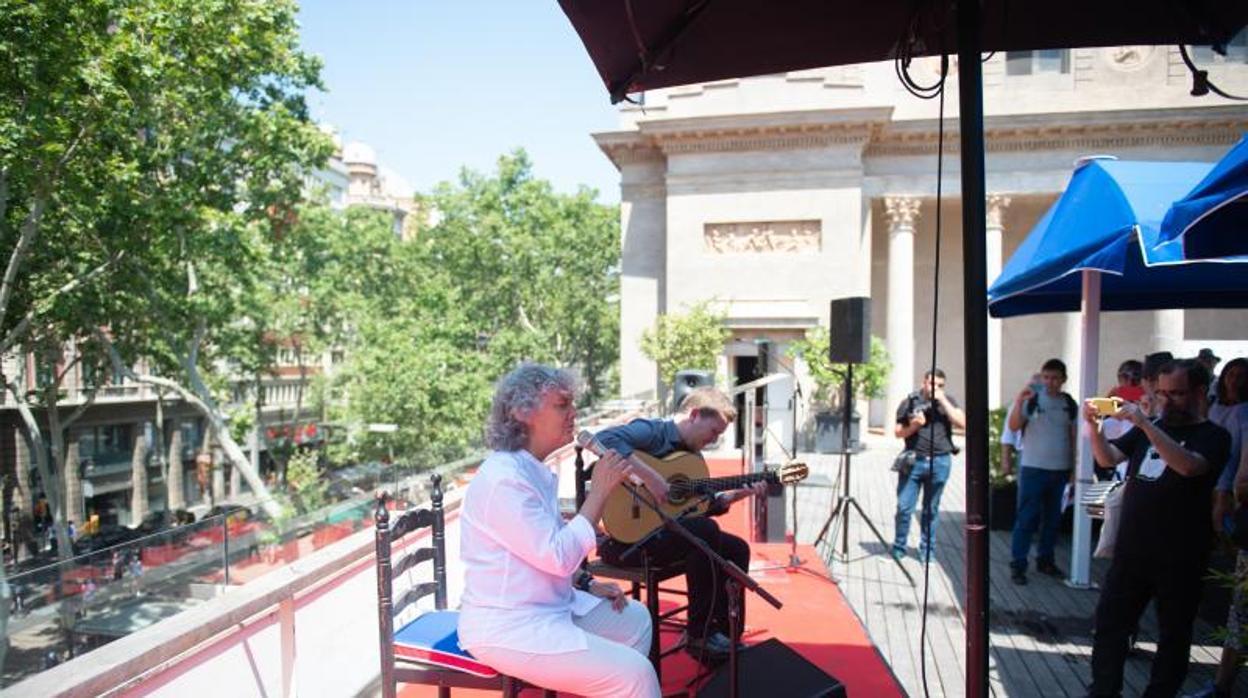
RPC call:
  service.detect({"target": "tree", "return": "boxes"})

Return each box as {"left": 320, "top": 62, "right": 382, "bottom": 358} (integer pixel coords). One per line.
{"left": 414, "top": 150, "right": 620, "bottom": 402}
{"left": 787, "top": 327, "right": 891, "bottom": 411}
{"left": 640, "top": 301, "right": 731, "bottom": 388}
{"left": 1, "top": 0, "right": 332, "bottom": 532}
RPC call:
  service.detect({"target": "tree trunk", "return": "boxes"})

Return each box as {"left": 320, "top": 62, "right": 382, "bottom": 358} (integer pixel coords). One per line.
{"left": 167, "top": 421, "right": 185, "bottom": 510}
{"left": 129, "top": 435, "right": 149, "bottom": 526}
{"left": 130, "top": 377, "right": 279, "bottom": 519}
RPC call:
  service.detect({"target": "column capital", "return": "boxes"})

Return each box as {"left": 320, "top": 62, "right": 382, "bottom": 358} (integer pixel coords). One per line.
{"left": 986, "top": 194, "right": 1012, "bottom": 230}
{"left": 884, "top": 196, "right": 921, "bottom": 230}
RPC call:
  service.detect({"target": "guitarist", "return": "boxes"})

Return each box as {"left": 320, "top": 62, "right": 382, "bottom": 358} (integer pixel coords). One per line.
{"left": 594, "top": 387, "right": 767, "bottom": 664}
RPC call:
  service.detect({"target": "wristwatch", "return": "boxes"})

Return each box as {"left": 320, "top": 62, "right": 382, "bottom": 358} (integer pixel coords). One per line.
{"left": 572, "top": 568, "right": 594, "bottom": 592}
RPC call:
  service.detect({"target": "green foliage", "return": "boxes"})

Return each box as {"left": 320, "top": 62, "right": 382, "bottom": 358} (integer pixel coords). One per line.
{"left": 989, "top": 406, "right": 1013, "bottom": 488}
{"left": 413, "top": 150, "right": 620, "bottom": 403}
{"left": 319, "top": 151, "right": 621, "bottom": 465}
{"left": 787, "top": 328, "right": 890, "bottom": 410}
{"left": 639, "top": 301, "right": 730, "bottom": 388}
{"left": 285, "top": 449, "right": 325, "bottom": 515}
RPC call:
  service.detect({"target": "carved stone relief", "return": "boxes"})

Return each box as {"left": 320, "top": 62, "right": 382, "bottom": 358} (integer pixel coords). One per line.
{"left": 703, "top": 220, "right": 821, "bottom": 254}
{"left": 1102, "top": 45, "right": 1155, "bottom": 72}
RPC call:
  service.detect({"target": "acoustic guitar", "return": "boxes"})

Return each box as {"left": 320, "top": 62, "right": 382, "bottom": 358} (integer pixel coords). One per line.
{"left": 598, "top": 450, "right": 809, "bottom": 543}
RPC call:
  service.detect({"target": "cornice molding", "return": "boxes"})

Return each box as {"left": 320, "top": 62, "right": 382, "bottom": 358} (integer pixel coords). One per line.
{"left": 867, "top": 108, "right": 1248, "bottom": 157}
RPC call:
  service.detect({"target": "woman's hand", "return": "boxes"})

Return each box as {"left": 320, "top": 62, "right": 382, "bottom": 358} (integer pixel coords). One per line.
{"left": 589, "top": 450, "right": 632, "bottom": 493}
{"left": 589, "top": 580, "right": 628, "bottom": 611}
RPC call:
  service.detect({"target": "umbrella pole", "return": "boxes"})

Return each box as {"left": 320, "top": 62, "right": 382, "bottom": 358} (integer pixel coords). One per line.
{"left": 1070, "top": 270, "right": 1102, "bottom": 587}
{"left": 956, "top": 1, "right": 991, "bottom": 696}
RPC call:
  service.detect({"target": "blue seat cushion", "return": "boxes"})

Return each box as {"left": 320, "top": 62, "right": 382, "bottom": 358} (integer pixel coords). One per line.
{"left": 393, "top": 610, "right": 498, "bottom": 679}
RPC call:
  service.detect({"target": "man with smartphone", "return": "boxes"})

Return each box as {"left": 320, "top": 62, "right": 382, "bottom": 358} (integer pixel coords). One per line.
{"left": 1085, "top": 359, "right": 1230, "bottom": 697}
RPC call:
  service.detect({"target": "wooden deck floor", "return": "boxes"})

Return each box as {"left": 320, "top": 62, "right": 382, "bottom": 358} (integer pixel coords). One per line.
{"left": 783, "top": 438, "right": 1247, "bottom": 697}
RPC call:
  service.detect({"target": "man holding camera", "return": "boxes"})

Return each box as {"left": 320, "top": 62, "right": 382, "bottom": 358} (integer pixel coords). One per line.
{"left": 892, "top": 368, "right": 966, "bottom": 562}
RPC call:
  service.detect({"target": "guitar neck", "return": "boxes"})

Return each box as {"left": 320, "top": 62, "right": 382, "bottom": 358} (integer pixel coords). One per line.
{"left": 679, "top": 471, "right": 774, "bottom": 495}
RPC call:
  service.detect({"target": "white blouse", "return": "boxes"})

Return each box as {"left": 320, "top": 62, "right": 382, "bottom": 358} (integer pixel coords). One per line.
{"left": 457, "top": 449, "right": 603, "bottom": 654}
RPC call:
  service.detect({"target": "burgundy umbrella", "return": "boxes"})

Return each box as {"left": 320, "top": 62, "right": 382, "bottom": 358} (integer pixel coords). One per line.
{"left": 558, "top": 2, "right": 1247, "bottom": 695}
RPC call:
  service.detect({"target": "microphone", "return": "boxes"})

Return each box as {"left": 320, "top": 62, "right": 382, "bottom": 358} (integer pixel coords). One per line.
{"left": 576, "top": 430, "right": 646, "bottom": 488}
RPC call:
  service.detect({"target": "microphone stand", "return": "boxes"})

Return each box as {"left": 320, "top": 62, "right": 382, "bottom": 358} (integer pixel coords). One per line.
{"left": 613, "top": 482, "right": 782, "bottom": 698}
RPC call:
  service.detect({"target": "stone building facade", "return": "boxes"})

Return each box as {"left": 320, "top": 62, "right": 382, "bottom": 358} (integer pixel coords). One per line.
{"left": 596, "top": 44, "right": 1248, "bottom": 433}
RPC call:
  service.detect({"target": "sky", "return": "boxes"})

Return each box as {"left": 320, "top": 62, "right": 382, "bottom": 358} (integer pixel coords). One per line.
{"left": 297, "top": 1, "right": 623, "bottom": 203}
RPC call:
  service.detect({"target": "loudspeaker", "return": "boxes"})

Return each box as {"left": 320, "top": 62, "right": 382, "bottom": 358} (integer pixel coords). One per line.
{"left": 672, "top": 369, "right": 715, "bottom": 413}
{"left": 828, "top": 297, "right": 870, "bottom": 365}
{"left": 696, "top": 639, "right": 847, "bottom": 698}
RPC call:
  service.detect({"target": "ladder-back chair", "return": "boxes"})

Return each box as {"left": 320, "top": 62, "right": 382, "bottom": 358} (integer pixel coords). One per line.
{"left": 374, "top": 473, "right": 555, "bottom": 698}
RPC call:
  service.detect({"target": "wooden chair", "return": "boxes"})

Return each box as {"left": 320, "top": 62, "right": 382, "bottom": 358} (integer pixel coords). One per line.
{"left": 575, "top": 447, "right": 689, "bottom": 684}
{"left": 375, "top": 473, "right": 555, "bottom": 698}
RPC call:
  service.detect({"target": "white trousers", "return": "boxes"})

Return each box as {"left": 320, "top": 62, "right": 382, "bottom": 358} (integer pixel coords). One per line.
{"left": 468, "top": 598, "right": 659, "bottom": 698}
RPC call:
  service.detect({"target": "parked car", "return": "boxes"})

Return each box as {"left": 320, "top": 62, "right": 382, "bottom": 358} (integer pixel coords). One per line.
{"left": 71, "top": 525, "right": 143, "bottom": 556}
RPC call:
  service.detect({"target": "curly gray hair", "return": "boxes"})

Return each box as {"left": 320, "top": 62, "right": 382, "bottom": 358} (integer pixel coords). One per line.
{"left": 486, "top": 363, "right": 576, "bottom": 451}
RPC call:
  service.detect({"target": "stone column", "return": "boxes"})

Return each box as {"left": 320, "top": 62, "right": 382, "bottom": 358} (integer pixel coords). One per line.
{"left": 885, "top": 196, "right": 921, "bottom": 417}
{"left": 986, "top": 195, "right": 1010, "bottom": 408}
{"left": 212, "top": 445, "right": 225, "bottom": 504}
{"left": 167, "top": 420, "right": 185, "bottom": 510}
{"left": 1151, "top": 309, "right": 1185, "bottom": 355}
{"left": 1064, "top": 311, "right": 1083, "bottom": 394}
{"left": 130, "top": 435, "right": 149, "bottom": 526}
{"left": 63, "top": 438, "right": 84, "bottom": 525}
{"left": 616, "top": 150, "right": 667, "bottom": 400}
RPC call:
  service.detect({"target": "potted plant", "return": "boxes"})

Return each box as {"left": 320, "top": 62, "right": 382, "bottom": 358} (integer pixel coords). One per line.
{"left": 988, "top": 406, "right": 1018, "bottom": 531}
{"left": 788, "top": 327, "right": 890, "bottom": 453}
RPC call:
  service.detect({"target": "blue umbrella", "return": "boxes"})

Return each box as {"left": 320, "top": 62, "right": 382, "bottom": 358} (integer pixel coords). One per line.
{"left": 988, "top": 158, "right": 1248, "bottom": 318}
{"left": 1154, "top": 134, "right": 1248, "bottom": 260}
{"left": 987, "top": 157, "right": 1248, "bottom": 586}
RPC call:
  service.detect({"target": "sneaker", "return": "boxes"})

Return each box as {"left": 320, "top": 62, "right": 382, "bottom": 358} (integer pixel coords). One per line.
{"left": 1011, "top": 569, "right": 1028, "bottom": 585}
{"left": 890, "top": 548, "right": 906, "bottom": 562}
{"left": 683, "top": 632, "right": 743, "bottom": 664}
{"left": 1036, "top": 560, "right": 1065, "bottom": 578}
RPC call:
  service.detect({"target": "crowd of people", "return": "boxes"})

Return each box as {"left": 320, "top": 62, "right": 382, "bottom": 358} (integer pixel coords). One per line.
{"left": 979, "top": 347, "right": 1245, "bottom": 697}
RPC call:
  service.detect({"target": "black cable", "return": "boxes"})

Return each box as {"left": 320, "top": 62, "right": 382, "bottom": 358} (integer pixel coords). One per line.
{"left": 1179, "top": 45, "right": 1248, "bottom": 101}
{"left": 914, "top": 52, "right": 948, "bottom": 698}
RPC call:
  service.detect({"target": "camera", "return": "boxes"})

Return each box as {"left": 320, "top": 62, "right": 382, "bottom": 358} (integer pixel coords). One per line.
{"left": 910, "top": 399, "right": 933, "bottom": 417}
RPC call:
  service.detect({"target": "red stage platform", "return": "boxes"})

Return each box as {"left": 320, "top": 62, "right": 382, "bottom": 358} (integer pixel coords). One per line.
{"left": 400, "top": 457, "right": 901, "bottom": 696}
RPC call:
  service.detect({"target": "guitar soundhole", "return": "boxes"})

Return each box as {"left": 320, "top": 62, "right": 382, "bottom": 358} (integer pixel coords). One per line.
{"left": 668, "top": 474, "right": 690, "bottom": 505}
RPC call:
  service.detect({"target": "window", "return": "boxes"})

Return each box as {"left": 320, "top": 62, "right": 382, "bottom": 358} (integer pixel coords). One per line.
{"left": 78, "top": 424, "right": 134, "bottom": 463}
{"left": 1192, "top": 29, "right": 1248, "bottom": 64}
{"left": 1005, "top": 49, "right": 1071, "bottom": 76}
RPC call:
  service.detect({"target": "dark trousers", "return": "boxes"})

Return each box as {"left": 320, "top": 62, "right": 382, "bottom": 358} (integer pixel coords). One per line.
{"left": 600, "top": 516, "right": 751, "bottom": 638}
{"left": 1089, "top": 551, "right": 1205, "bottom": 698}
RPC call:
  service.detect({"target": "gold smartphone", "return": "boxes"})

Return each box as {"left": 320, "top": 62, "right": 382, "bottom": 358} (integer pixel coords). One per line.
{"left": 1085, "top": 396, "right": 1123, "bottom": 417}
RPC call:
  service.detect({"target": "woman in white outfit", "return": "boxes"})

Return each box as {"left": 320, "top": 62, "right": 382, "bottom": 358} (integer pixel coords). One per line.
{"left": 457, "top": 363, "right": 660, "bottom": 698}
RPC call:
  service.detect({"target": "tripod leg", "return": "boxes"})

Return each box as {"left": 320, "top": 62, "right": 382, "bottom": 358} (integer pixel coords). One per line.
{"left": 848, "top": 497, "right": 915, "bottom": 586}
{"left": 813, "top": 495, "right": 845, "bottom": 548}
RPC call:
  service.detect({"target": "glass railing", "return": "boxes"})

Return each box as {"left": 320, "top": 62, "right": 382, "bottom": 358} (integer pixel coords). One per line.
{"left": 0, "top": 461, "right": 461, "bottom": 689}
{"left": 0, "top": 401, "right": 643, "bottom": 689}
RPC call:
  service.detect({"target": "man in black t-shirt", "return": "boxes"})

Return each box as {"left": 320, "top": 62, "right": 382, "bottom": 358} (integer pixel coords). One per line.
{"left": 891, "top": 368, "right": 966, "bottom": 562}
{"left": 1085, "top": 359, "right": 1231, "bottom": 698}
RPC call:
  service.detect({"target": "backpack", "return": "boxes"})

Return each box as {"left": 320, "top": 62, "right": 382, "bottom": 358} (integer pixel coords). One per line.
{"left": 1023, "top": 391, "right": 1078, "bottom": 431}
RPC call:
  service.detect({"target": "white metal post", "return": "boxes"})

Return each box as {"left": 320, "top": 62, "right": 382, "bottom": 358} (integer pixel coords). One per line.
{"left": 1069, "top": 270, "right": 1101, "bottom": 588}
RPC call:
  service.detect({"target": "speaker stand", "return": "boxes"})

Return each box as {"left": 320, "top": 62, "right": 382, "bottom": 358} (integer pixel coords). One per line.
{"left": 812, "top": 366, "right": 914, "bottom": 586}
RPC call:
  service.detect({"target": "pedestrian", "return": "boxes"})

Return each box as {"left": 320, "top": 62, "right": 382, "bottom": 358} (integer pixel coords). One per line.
{"left": 1086, "top": 359, "right": 1231, "bottom": 697}
{"left": 1007, "top": 359, "right": 1078, "bottom": 585}
{"left": 1199, "top": 357, "right": 1248, "bottom": 698}
{"left": 892, "top": 368, "right": 966, "bottom": 562}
